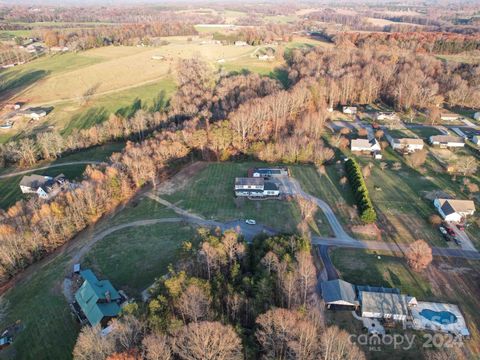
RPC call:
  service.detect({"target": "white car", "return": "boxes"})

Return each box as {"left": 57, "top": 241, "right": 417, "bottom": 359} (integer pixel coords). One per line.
{"left": 245, "top": 219, "right": 256, "bottom": 225}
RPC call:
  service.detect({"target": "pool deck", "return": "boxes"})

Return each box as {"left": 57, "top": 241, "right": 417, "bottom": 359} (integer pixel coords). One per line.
{"left": 411, "top": 301, "right": 470, "bottom": 337}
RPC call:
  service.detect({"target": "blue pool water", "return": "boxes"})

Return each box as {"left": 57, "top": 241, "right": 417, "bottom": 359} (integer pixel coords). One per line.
{"left": 419, "top": 309, "right": 458, "bottom": 325}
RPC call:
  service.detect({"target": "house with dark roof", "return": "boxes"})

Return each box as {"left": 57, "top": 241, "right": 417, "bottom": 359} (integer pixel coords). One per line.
{"left": 75, "top": 269, "right": 122, "bottom": 327}
{"left": 248, "top": 167, "right": 288, "bottom": 178}
{"left": 321, "top": 279, "right": 359, "bottom": 310}
{"left": 19, "top": 173, "right": 67, "bottom": 199}
{"left": 434, "top": 198, "right": 476, "bottom": 223}
{"left": 234, "top": 177, "right": 280, "bottom": 197}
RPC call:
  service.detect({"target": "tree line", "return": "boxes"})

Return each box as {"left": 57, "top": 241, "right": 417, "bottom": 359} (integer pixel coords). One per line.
{"left": 73, "top": 230, "right": 366, "bottom": 360}
{"left": 40, "top": 23, "right": 197, "bottom": 50}
{"left": 335, "top": 31, "right": 480, "bottom": 54}
{"left": 345, "top": 158, "right": 377, "bottom": 224}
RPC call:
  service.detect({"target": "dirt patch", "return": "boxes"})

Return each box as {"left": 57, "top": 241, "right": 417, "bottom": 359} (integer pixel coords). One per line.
{"left": 351, "top": 223, "right": 382, "bottom": 240}
{"left": 155, "top": 161, "right": 208, "bottom": 195}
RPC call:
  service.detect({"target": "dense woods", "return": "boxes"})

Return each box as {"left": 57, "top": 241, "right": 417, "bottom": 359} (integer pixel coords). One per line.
{"left": 287, "top": 46, "right": 480, "bottom": 109}
{"left": 72, "top": 230, "right": 365, "bottom": 359}
{"left": 336, "top": 31, "right": 480, "bottom": 54}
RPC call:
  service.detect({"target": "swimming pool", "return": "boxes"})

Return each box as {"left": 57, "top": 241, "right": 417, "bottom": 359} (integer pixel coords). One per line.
{"left": 419, "top": 309, "right": 458, "bottom": 325}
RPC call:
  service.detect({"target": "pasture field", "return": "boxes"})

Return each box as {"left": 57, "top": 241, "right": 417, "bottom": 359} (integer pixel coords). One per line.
{"left": 0, "top": 35, "right": 327, "bottom": 143}
{"left": 353, "top": 147, "right": 471, "bottom": 247}
{"left": 331, "top": 248, "right": 433, "bottom": 298}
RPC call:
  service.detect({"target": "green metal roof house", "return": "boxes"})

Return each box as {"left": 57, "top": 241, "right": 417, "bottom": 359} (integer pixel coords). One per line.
{"left": 75, "top": 269, "right": 121, "bottom": 327}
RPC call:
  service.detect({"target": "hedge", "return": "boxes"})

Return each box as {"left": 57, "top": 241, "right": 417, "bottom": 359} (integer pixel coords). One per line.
{"left": 345, "top": 158, "right": 377, "bottom": 224}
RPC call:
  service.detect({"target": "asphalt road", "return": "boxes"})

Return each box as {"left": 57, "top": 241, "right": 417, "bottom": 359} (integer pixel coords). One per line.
{"left": 317, "top": 245, "right": 339, "bottom": 280}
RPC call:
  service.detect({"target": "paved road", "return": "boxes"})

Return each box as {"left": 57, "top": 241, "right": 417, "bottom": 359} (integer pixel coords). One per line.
{"left": 311, "top": 237, "right": 480, "bottom": 260}
{"left": 0, "top": 161, "right": 102, "bottom": 179}
{"left": 277, "top": 177, "right": 356, "bottom": 242}
{"left": 317, "top": 245, "right": 338, "bottom": 280}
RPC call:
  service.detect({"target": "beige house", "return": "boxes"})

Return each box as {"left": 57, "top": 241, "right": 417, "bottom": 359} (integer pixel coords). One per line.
{"left": 429, "top": 135, "right": 465, "bottom": 148}
{"left": 434, "top": 198, "right": 476, "bottom": 223}
{"left": 389, "top": 137, "right": 424, "bottom": 153}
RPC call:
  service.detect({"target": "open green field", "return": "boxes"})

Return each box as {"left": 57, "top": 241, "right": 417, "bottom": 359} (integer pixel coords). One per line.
{"left": 0, "top": 255, "right": 79, "bottom": 360}
{"left": 408, "top": 126, "right": 443, "bottom": 139}
{"left": 290, "top": 164, "right": 358, "bottom": 232}
{"left": 83, "top": 222, "right": 196, "bottom": 296}
{"left": 0, "top": 35, "right": 328, "bottom": 143}
{"left": 0, "top": 142, "right": 124, "bottom": 209}
{"left": 163, "top": 162, "right": 305, "bottom": 233}
{"left": 331, "top": 248, "right": 433, "bottom": 298}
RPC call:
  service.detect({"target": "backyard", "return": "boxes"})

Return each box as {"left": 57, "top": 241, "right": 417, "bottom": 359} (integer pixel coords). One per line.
{"left": 330, "top": 248, "right": 480, "bottom": 356}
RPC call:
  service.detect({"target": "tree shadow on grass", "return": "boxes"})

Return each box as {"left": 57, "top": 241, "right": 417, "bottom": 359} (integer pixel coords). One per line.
{"left": 62, "top": 107, "right": 109, "bottom": 136}
{"left": 0, "top": 69, "right": 48, "bottom": 101}
{"left": 116, "top": 98, "right": 142, "bottom": 118}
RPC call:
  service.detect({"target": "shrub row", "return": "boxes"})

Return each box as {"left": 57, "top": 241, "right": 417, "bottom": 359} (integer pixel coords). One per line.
{"left": 345, "top": 158, "right": 377, "bottom": 224}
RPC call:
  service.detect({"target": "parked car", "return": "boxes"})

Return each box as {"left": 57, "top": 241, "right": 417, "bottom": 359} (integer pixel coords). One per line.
{"left": 446, "top": 227, "right": 455, "bottom": 236}
{"left": 245, "top": 219, "right": 256, "bottom": 225}
{"left": 439, "top": 226, "right": 447, "bottom": 236}
{"left": 456, "top": 224, "right": 465, "bottom": 231}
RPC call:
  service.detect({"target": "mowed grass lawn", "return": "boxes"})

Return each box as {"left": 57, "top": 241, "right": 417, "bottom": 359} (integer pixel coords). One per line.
{"left": 83, "top": 222, "right": 196, "bottom": 296}
{"left": 0, "top": 255, "right": 79, "bottom": 360}
{"left": 290, "top": 164, "right": 358, "bottom": 231}
{"left": 331, "top": 248, "right": 433, "bottom": 298}
{"left": 163, "top": 162, "right": 304, "bottom": 233}
{"left": 0, "top": 142, "right": 125, "bottom": 210}
{"left": 352, "top": 146, "right": 473, "bottom": 247}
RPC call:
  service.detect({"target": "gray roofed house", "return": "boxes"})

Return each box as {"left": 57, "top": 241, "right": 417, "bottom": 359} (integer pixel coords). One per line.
{"left": 429, "top": 135, "right": 465, "bottom": 148}
{"left": 360, "top": 291, "right": 411, "bottom": 321}
{"left": 19, "top": 173, "right": 67, "bottom": 199}
{"left": 321, "top": 279, "right": 359, "bottom": 308}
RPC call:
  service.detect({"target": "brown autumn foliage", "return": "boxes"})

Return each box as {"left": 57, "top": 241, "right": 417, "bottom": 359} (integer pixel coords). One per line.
{"left": 406, "top": 239, "right": 433, "bottom": 272}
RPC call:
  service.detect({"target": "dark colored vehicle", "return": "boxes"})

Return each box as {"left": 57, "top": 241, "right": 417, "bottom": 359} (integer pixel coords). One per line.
{"left": 454, "top": 237, "right": 462, "bottom": 245}
{"left": 446, "top": 227, "right": 455, "bottom": 236}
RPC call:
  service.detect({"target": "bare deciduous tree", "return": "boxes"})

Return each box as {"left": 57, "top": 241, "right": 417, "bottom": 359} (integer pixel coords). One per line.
{"left": 73, "top": 325, "right": 115, "bottom": 360}
{"left": 173, "top": 321, "right": 242, "bottom": 360}
{"left": 406, "top": 239, "right": 433, "bottom": 272}
{"left": 142, "top": 333, "right": 172, "bottom": 360}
